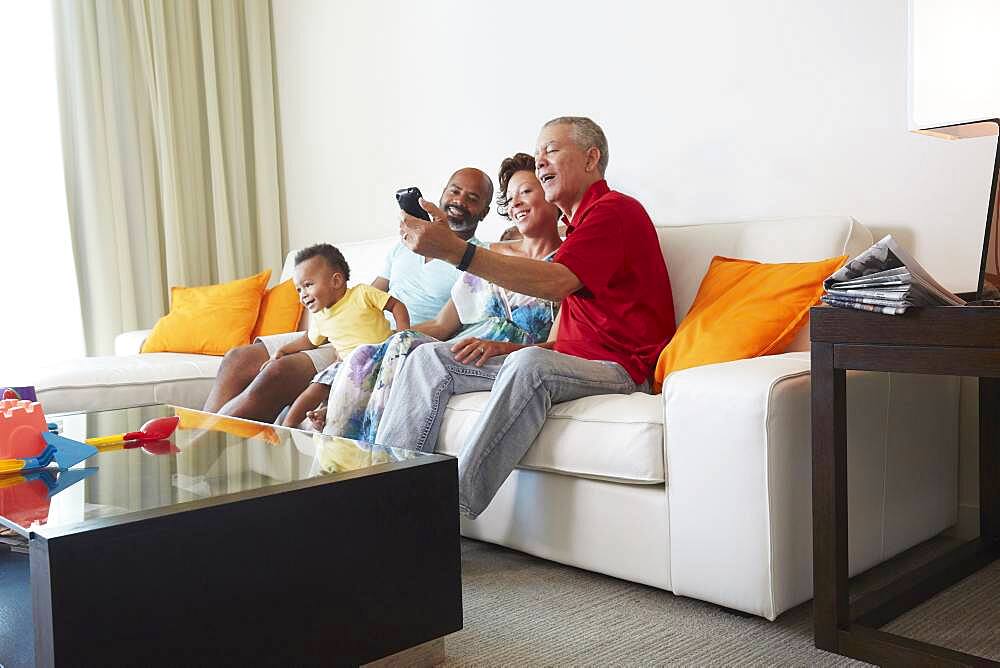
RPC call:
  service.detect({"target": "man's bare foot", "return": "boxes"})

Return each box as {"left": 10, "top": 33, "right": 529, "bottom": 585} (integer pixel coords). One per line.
{"left": 306, "top": 405, "right": 327, "bottom": 431}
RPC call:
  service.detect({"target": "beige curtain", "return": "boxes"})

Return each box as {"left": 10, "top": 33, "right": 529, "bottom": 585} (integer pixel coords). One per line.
{"left": 52, "top": 0, "right": 285, "bottom": 355}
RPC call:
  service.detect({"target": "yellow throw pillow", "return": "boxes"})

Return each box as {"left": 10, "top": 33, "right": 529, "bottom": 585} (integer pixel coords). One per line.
{"left": 652, "top": 254, "right": 847, "bottom": 392}
{"left": 251, "top": 278, "right": 303, "bottom": 339}
{"left": 141, "top": 270, "right": 271, "bottom": 356}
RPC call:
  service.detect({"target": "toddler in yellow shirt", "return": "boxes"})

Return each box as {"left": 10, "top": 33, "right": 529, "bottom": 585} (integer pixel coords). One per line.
{"left": 276, "top": 244, "right": 409, "bottom": 428}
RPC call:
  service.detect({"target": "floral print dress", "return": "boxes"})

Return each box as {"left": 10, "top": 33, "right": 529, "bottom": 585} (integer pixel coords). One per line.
{"left": 320, "top": 254, "right": 558, "bottom": 442}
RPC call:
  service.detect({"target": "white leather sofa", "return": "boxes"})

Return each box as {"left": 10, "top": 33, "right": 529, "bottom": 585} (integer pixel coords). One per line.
{"left": 36, "top": 216, "right": 960, "bottom": 620}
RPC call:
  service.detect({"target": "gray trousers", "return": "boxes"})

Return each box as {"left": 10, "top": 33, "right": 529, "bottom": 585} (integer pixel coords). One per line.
{"left": 374, "top": 343, "right": 641, "bottom": 518}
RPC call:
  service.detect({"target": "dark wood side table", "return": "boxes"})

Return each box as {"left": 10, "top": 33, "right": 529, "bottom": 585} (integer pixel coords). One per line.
{"left": 810, "top": 305, "right": 1000, "bottom": 667}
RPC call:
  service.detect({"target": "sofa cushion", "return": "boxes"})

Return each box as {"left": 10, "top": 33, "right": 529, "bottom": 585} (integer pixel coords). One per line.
{"left": 280, "top": 236, "right": 399, "bottom": 284}
{"left": 436, "top": 391, "right": 665, "bottom": 484}
{"left": 658, "top": 216, "right": 873, "bottom": 325}
{"left": 652, "top": 254, "right": 846, "bottom": 391}
{"left": 141, "top": 270, "right": 271, "bottom": 355}
{"left": 252, "top": 278, "right": 303, "bottom": 338}
{"left": 35, "top": 354, "right": 223, "bottom": 415}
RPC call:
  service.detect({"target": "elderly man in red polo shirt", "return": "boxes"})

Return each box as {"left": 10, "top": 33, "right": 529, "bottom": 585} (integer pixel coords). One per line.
{"left": 376, "top": 116, "right": 676, "bottom": 519}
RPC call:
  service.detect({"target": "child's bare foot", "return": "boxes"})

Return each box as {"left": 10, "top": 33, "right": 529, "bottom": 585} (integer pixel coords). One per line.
{"left": 306, "top": 404, "right": 327, "bottom": 431}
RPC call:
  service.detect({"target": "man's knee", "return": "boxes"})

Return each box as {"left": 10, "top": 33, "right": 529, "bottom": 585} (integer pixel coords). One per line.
{"left": 501, "top": 346, "right": 551, "bottom": 374}
{"left": 416, "top": 341, "right": 452, "bottom": 364}
{"left": 257, "top": 353, "right": 314, "bottom": 385}
{"left": 221, "top": 342, "right": 268, "bottom": 371}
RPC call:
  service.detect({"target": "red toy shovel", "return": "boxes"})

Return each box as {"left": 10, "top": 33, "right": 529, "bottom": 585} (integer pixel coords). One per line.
{"left": 85, "top": 416, "right": 180, "bottom": 446}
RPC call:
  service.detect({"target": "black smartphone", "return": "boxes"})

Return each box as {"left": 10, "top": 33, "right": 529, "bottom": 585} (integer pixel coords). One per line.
{"left": 395, "top": 186, "right": 431, "bottom": 221}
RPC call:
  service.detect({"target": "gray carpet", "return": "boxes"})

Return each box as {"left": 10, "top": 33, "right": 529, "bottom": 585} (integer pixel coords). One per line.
{"left": 885, "top": 554, "right": 1000, "bottom": 658}
{"left": 0, "top": 550, "right": 32, "bottom": 668}
{"left": 445, "top": 538, "right": 1000, "bottom": 666}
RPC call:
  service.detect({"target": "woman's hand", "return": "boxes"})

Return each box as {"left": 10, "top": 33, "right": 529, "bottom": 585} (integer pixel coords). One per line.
{"left": 451, "top": 337, "right": 517, "bottom": 367}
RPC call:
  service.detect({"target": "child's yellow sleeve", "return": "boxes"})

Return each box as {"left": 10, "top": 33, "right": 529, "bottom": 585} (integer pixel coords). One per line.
{"left": 360, "top": 284, "right": 391, "bottom": 310}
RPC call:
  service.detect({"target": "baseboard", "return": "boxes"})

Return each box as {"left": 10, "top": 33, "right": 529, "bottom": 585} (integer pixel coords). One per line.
{"left": 944, "top": 503, "right": 980, "bottom": 541}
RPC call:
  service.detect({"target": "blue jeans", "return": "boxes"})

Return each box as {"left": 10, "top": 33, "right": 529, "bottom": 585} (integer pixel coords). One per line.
{"left": 374, "top": 343, "right": 641, "bottom": 518}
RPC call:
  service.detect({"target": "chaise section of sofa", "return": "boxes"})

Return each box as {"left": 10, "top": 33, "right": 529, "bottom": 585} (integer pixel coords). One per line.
{"left": 36, "top": 346, "right": 222, "bottom": 414}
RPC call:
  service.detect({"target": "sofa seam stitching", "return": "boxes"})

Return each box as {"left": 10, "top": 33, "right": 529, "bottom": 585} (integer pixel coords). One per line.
{"left": 39, "top": 378, "right": 215, "bottom": 391}
{"left": 764, "top": 366, "right": 812, "bottom": 620}
{"left": 444, "top": 407, "right": 662, "bottom": 426}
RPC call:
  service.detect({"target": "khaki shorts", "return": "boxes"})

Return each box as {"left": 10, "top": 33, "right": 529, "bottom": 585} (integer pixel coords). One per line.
{"left": 255, "top": 333, "right": 340, "bottom": 373}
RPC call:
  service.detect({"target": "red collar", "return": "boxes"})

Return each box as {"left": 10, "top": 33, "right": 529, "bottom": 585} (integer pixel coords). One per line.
{"left": 562, "top": 179, "right": 610, "bottom": 234}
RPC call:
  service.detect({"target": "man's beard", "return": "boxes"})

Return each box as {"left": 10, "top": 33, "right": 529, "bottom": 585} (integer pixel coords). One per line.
{"left": 444, "top": 204, "right": 478, "bottom": 235}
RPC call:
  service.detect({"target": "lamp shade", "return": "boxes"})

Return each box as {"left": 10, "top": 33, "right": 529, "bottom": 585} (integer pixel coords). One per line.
{"left": 908, "top": 0, "right": 1000, "bottom": 136}
{"left": 908, "top": 0, "right": 1000, "bottom": 300}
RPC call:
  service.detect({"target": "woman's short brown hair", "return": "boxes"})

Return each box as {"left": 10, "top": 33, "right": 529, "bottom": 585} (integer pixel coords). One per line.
{"left": 496, "top": 153, "right": 536, "bottom": 219}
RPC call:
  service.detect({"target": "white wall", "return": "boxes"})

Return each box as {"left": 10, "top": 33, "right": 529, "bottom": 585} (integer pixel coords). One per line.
{"left": 272, "top": 0, "right": 995, "bottom": 293}
{"left": 273, "top": 0, "right": 990, "bottom": 533}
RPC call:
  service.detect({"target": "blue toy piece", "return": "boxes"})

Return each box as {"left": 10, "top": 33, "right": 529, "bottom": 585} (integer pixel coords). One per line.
{"left": 11, "top": 443, "right": 58, "bottom": 472}
{"left": 0, "top": 429, "right": 97, "bottom": 476}
{"left": 41, "top": 432, "right": 98, "bottom": 470}
{"left": 32, "top": 467, "right": 97, "bottom": 496}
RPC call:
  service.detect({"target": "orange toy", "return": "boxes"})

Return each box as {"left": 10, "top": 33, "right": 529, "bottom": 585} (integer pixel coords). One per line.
{"left": 0, "top": 472, "right": 50, "bottom": 527}
{"left": 0, "top": 399, "right": 48, "bottom": 459}
{"left": 0, "top": 401, "right": 97, "bottom": 475}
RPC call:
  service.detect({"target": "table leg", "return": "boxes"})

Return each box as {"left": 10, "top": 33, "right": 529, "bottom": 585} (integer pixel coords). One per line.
{"left": 981, "top": 377, "right": 1000, "bottom": 545}
{"left": 812, "top": 342, "right": 849, "bottom": 651}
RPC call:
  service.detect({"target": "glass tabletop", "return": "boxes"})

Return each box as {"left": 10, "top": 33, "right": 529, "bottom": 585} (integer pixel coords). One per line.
{"left": 0, "top": 405, "right": 430, "bottom": 538}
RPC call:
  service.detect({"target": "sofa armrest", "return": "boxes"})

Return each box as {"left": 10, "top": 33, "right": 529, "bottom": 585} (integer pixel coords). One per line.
{"left": 663, "top": 352, "right": 958, "bottom": 620}
{"left": 115, "top": 329, "right": 152, "bottom": 356}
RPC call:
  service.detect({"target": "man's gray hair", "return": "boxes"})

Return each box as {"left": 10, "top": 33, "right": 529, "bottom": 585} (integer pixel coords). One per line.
{"left": 543, "top": 116, "right": 609, "bottom": 174}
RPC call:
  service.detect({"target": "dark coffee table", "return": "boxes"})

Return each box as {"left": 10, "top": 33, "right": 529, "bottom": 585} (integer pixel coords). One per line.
{"left": 1, "top": 405, "right": 461, "bottom": 667}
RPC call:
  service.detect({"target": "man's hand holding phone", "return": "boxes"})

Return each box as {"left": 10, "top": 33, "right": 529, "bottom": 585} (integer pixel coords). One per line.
{"left": 395, "top": 187, "right": 431, "bottom": 222}
{"left": 397, "top": 192, "right": 465, "bottom": 265}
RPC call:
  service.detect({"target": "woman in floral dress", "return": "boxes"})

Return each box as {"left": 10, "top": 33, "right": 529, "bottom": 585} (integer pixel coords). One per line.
{"left": 313, "top": 153, "right": 563, "bottom": 442}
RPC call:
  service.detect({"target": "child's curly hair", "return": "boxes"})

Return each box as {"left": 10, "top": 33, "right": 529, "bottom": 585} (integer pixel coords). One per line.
{"left": 294, "top": 243, "right": 350, "bottom": 281}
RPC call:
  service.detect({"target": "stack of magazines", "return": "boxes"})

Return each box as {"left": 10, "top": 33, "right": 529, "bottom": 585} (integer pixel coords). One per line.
{"left": 822, "top": 235, "right": 964, "bottom": 315}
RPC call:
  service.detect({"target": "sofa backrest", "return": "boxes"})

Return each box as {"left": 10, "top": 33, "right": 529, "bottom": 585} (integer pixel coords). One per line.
{"left": 281, "top": 216, "right": 873, "bottom": 335}
{"left": 280, "top": 236, "right": 399, "bottom": 284}
{"left": 657, "top": 216, "right": 872, "bottom": 325}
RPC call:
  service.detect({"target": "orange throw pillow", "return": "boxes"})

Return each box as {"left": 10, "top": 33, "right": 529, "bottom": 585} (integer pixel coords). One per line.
{"left": 141, "top": 270, "right": 271, "bottom": 356}
{"left": 251, "top": 278, "right": 303, "bottom": 339}
{"left": 652, "top": 255, "right": 847, "bottom": 392}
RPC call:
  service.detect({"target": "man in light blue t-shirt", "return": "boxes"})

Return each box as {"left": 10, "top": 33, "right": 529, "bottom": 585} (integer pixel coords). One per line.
{"left": 203, "top": 167, "right": 493, "bottom": 423}
{"left": 372, "top": 167, "right": 490, "bottom": 325}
